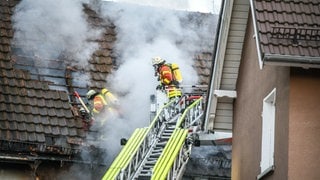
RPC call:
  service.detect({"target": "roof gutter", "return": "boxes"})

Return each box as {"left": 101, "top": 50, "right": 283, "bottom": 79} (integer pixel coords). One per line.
{"left": 250, "top": 0, "right": 264, "bottom": 69}
{"left": 264, "top": 54, "right": 320, "bottom": 68}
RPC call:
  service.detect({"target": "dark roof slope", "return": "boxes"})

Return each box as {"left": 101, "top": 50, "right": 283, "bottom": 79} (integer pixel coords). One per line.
{"left": 0, "top": 0, "right": 118, "bottom": 159}
{"left": 252, "top": 0, "right": 320, "bottom": 59}
{"left": 0, "top": 0, "right": 88, "bottom": 157}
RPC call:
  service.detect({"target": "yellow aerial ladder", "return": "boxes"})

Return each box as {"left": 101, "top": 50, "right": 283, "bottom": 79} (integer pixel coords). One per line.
{"left": 102, "top": 87, "right": 206, "bottom": 180}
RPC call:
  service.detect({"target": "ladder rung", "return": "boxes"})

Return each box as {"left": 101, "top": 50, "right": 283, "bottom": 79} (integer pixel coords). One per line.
{"left": 143, "top": 165, "right": 153, "bottom": 169}
{"left": 140, "top": 169, "right": 152, "bottom": 174}
{"left": 167, "top": 121, "right": 177, "bottom": 125}
{"left": 164, "top": 130, "right": 174, "bottom": 133}
{"left": 150, "top": 152, "right": 161, "bottom": 157}
{"left": 146, "top": 159, "right": 157, "bottom": 164}
{"left": 160, "top": 137, "right": 170, "bottom": 141}
{"left": 152, "top": 149, "right": 162, "bottom": 153}
{"left": 156, "top": 142, "right": 167, "bottom": 146}
{"left": 162, "top": 132, "right": 172, "bottom": 136}
{"left": 144, "top": 163, "right": 156, "bottom": 168}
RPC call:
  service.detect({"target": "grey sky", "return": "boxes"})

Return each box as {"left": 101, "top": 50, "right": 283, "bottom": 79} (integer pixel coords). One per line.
{"left": 102, "top": 0, "right": 222, "bottom": 14}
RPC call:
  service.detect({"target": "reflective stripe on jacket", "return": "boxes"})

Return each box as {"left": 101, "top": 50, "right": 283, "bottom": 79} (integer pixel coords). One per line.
{"left": 166, "top": 86, "right": 182, "bottom": 99}
{"left": 159, "top": 65, "right": 173, "bottom": 85}
{"left": 92, "top": 94, "right": 108, "bottom": 114}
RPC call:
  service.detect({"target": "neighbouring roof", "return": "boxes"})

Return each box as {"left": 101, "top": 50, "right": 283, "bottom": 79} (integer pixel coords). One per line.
{"left": 0, "top": 0, "right": 216, "bottom": 162}
{"left": 251, "top": 0, "right": 320, "bottom": 65}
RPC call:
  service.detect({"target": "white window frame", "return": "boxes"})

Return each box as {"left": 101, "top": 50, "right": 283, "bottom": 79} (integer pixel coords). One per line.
{"left": 257, "top": 88, "right": 276, "bottom": 179}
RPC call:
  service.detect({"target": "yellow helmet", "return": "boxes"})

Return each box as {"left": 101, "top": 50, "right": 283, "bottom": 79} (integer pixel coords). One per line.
{"left": 86, "top": 89, "right": 97, "bottom": 100}
{"left": 152, "top": 56, "right": 165, "bottom": 66}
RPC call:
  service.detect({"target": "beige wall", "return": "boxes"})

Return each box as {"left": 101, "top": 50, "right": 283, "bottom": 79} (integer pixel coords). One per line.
{"left": 232, "top": 13, "right": 290, "bottom": 180}
{"left": 288, "top": 69, "right": 320, "bottom": 180}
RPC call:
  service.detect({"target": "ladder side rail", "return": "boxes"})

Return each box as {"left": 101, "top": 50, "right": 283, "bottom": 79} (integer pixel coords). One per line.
{"left": 152, "top": 129, "right": 188, "bottom": 180}
{"left": 119, "top": 128, "right": 149, "bottom": 180}
{"left": 116, "top": 99, "right": 177, "bottom": 179}
{"left": 167, "top": 140, "right": 192, "bottom": 180}
{"left": 103, "top": 128, "right": 148, "bottom": 180}
{"left": 119, "top": 132, "right": 151, "bottom": 179}
{"left": 185, "top": 103, "right": 203, "bottom": 129}
{"left": 117, "top": 117, "right": 160, "bottom": 179}
{"left": 121, "top": 136, "right": 149, "bottom": 180}
{"left": 157, "top": 97, "right": 204, "bottom": 180}
{"left": 150, "top": 98, "right": 177, "bottom": 135}
{"left": 176, "top": 97, "right": 204, "bottom": 129}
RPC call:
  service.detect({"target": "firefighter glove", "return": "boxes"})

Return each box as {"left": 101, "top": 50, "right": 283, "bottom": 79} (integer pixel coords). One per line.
{"left": 156, "top": 84, "right": 164, "bottom": 90}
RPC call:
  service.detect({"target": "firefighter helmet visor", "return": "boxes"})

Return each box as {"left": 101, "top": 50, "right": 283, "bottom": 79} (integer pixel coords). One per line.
{"left": 87, "top": 90, "right": 97, "bottom": 100}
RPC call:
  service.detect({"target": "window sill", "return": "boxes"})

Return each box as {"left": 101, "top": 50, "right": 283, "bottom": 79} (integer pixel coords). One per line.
{"left": 257, "top": 165, "right": 274, "bottom": 179}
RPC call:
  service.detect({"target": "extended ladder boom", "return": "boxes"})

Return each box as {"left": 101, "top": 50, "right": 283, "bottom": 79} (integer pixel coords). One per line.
{"left": 103, "top": 94, "right": 205, "bottom": 180}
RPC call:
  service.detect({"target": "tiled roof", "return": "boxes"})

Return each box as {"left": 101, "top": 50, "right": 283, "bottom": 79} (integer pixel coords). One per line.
{"left": 252, "top": 0, "right": 320, "bottom": 58}
{"left": 0, "top": 0, "right": 116, "bottom": 157}
{"left": 0, "top": 0, "right": 216, "bottom": 160}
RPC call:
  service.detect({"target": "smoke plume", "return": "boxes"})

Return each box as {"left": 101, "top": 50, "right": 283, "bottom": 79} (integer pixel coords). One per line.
{"left": 12, "top": 0, "right": 102, "bottom": 66}
{"left": 97, "top": 0, "right": 216, "bottom": 165}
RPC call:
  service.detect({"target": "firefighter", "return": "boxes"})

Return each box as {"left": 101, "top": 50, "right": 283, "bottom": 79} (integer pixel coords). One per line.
{"left": 152, "top": 56, "right": 182, "bottom": 99}
{"left": 86, "top": 88, "right": 119, "bottom": 116}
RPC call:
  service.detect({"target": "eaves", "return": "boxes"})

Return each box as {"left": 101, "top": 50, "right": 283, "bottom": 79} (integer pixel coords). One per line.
{"left": 263, "top": 54, "right": 320, "bottom": 69}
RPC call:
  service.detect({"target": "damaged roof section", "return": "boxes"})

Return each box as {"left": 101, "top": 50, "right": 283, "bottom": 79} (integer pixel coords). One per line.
{"left": 0, "top": 0, "right": 118, "bottom": 160}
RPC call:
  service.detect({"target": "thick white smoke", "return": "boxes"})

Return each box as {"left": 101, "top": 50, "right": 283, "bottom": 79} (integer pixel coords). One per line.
{"left": 12, "top": 0, "right": 102, "bottom": 66}
{"left": 97, "top": 1, "right": 216, "bottom": 165}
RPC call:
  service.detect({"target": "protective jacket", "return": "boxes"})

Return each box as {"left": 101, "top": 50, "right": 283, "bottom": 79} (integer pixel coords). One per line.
{"left": 92, "top": 88, "right": 118, "bottom": 114}
{"left": 158, "top": 64, "right": 174, "bottom": 85}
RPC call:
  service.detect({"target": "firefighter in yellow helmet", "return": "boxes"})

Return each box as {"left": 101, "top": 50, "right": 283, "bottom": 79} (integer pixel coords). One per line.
{"left": 152, "top": 56, "right": 183, "bottom": 99}
{"left": 86, "top": 88, "right": 119, "bottom": 115}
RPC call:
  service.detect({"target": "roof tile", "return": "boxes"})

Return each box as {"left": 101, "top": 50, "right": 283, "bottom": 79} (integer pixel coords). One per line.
{"left": 68, "top": 128, "right": 77, "bottom": 136}
{"left": 67, "top": 119, "right": 76, "bottom": 127}
{"left": 30, "top": 106, "right": 39, "bottom": 115}
{"left": 52, "top": 126, "right": 60, "bottom": 135}
{"left": 58, "top": 118, "right": 67, "bottom": 126}
{"left": 35, "top": 124, "right": 44, "bottom": 133}
{"left": 37, "top": 133, "right": 45, "bottom": 142}
{"left": 17, "top": 123, "right": 26, "bottom": 131}
{"left": 11, "top": 130, "right": 18, "bottom": 140}
{"left": 28, "top": 132, "right": 37, "bottom": 142}
{"left": 41, "top": 116, "right": 50, "bottom": 125}
{"left": 26, "top": 123, "right": 35, "bottom": 132}
{"left": 19, "top": 131, "right": 27, "bottom": 141}
{"left": 44, "top": 126, "right": 52, "bottom": 134}
{"left": 50, "top": 117, "right": 59, "bottom": 126}
{"left": 47, "top": 108, "right": 56, "bottom": 117}
{"left": 8, "top": 120, "right": 17, "bottom": 130}
{"left": 0, "top": 120, "right": 8, "bottom": 130}
{"left": 60, "top": 127, "right": 68, "bottom": 136}
{"left": 39, "top": 108, "right": 48, "bottom": 116}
